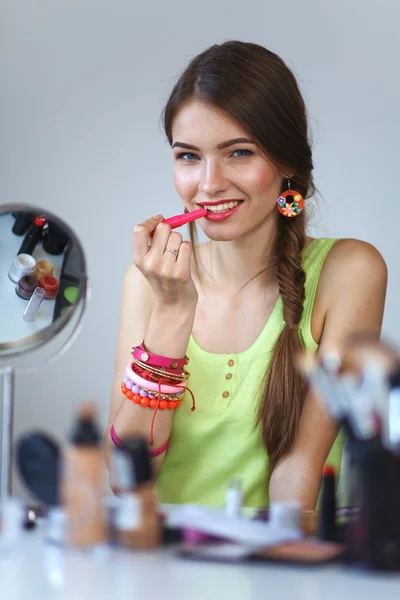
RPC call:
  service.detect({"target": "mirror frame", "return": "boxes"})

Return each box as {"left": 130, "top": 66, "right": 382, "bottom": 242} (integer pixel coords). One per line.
{"left": 0, "top": 203, "right": 88, "bottom": 359}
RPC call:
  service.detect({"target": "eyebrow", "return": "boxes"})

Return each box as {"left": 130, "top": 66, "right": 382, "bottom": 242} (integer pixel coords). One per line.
{"left": 171, "top": 137, "right": 255, "bottom": 151}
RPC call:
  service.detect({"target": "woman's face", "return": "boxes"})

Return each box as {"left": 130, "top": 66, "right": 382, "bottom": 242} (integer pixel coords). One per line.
{"left": 171, "top": 101, "right": 284, "bottom": 242}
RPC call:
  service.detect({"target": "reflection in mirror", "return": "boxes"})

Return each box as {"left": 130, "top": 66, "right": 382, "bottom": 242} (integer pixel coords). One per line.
{"left": 0, "top": 204, "right": 88, "bottom": 501}
{"left": 0, "top": 209, "right": 84, "bottom": 354}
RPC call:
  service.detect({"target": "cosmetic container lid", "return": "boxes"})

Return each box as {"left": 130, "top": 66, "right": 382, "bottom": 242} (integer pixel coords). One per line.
{"left": 113, "top": 438, "right": 152, "bottom": 489}
{"left": 70, "top": 403, "right": 101, "bottom": 446}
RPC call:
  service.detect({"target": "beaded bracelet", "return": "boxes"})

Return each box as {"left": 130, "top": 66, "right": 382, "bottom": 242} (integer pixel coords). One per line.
{"left": 121, "top": 383, "right": 184, "bottom": 409}
{"left": 110, "top": 425, "right": 169, "bottom": 458}
{"left": 123, "top": 376, "right": 183, "bottom": 399}
{"left": 132, "top": 340, "right": 189, "bottom": 370}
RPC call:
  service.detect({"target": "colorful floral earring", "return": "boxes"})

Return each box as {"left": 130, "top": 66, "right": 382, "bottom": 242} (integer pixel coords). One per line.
{"left": 276, "top": 179, "right": 304, "bottom": 217}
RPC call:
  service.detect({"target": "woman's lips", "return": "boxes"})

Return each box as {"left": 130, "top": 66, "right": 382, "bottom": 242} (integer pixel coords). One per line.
{"left": 202, "top": 202, "right": 243, "bottom": 222}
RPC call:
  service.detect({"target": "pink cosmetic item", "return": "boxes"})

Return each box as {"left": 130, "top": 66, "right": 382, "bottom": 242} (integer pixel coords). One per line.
{"left": 149, "top": 208, "right": 207, "bottom": 237}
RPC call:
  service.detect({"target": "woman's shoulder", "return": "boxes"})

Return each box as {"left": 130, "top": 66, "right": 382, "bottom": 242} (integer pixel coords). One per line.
{"left": 311, "top": 236, "right": 387, "bottom": 302}
{"left": 315, "top": 237, "right": 387, "bottom": 273}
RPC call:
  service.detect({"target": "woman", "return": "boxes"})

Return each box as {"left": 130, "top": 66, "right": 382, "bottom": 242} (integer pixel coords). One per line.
{"left": 104, "top": 41, "right": 387, "bottom": 509}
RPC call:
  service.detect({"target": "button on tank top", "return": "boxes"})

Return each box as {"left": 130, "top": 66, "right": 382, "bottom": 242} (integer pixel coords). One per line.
{"left": 156, "top": 238, "right": 344, "bottom": 507}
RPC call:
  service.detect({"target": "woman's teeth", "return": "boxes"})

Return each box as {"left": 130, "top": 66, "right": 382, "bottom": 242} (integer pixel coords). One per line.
{"left": 203, "top": 201, "right": 241, "bottom": 213}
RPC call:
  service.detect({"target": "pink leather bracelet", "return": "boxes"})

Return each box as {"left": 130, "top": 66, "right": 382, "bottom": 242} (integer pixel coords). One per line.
{"left": 126, "top": 362, "right": 186, "bottom": 394}
{"left": 132, "top": 340, "right": 189, "bottom": 370}
{"left": 110, "top": 425, "right": 169, "bottom": 457}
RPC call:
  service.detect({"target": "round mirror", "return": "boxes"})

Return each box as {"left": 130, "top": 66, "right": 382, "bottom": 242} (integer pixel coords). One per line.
{"left": 0, "top": 204, "right": 88, "bottom": 359}
{"left": 0, "top": 203, "right": 88, "bottom": 500}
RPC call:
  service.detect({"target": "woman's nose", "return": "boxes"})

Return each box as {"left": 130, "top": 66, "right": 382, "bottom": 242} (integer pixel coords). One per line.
{"left": 198, "top": 159, "right": 229, "bottom": 197}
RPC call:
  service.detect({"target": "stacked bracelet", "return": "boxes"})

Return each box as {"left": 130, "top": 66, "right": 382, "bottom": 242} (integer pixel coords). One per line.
{"left": 122, "top": 343, "right": 196, "bottom": 447}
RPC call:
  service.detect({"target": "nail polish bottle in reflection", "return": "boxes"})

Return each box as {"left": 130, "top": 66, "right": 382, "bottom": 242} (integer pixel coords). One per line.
{"left": 112, "top": 437, "right": 161, "bottom": 550}
{"left": 61, "top": 403, "right": 107, "bottom": 548}
{"left": 12, "top": 212, "right": 33, "bottom": 236}
{"left": 17, "top": 216, "right": 47, "bottom": 256}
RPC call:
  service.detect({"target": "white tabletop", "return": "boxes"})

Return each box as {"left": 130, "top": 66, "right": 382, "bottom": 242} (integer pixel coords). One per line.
{"left": 0, "top": 213, "right": 63, "bottom": 345}
{"left": 0, "top": 523, "right": 399, "bottom": 600}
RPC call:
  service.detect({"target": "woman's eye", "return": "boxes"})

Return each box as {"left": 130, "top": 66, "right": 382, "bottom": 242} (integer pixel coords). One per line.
{"left": 232, "top": 149, "right": 253, "bottom": 158}
{"left": 177, "top": 152, "right": 199, "bottom": 161}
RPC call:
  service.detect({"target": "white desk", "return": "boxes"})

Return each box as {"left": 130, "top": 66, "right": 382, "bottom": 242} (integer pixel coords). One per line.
{"left": 0, "top": 213, "right": 63, "bottom": 344}
{"left": 0, "top": 523, "right": 398, "bottom": 600}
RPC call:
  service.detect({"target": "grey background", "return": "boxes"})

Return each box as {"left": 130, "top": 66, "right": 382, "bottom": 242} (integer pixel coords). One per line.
{"left": 0, "top": 0, "right": 399, "bottom": 498}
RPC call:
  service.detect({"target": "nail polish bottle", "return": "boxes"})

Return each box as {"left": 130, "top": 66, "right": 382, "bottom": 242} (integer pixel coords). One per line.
{"left": 318, "top": 465, "right": 337, "bottom": 542}
{"left": 61, "top": 403, "right": 107, "bottom": 548}
{"left": 112, "top": 437, "right": 161, "bottom": 550}
{"left": 17, "top": 216, "right": 47, "bottom": 256}
{"left": 12, "top": 212, "right": 33, "bottom": 236}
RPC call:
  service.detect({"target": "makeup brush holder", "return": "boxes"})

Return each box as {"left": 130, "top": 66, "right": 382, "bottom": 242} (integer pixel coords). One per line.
{"left": 346, "top": 438, "right": 400, "bottom": 571}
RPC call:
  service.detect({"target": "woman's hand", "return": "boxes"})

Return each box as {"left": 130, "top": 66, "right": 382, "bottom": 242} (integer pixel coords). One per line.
{"left": 133, "top": 215, "right": 198, "bottom": 308}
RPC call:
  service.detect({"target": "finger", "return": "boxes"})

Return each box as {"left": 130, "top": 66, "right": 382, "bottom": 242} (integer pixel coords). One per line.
{"left": 174, "top": 240, "right": 193, "bottom": 275}
{"left": 149, "top": 221, "right": 174, "bottom": 254}
{"left": 163, "top": 232, "right": 183, "bottom": 261}
{"left": 133, "top": 215, "right": 164, "bottom": 263}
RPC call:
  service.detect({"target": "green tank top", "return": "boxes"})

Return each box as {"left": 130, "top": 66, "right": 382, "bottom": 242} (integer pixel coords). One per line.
{"left": 156, "top": 238, "right": 343, "bottom": 507}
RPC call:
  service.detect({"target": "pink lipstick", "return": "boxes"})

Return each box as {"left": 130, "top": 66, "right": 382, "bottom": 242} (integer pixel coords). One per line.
{"left": 150, "top": 208, "right": 207, "bottom": 237}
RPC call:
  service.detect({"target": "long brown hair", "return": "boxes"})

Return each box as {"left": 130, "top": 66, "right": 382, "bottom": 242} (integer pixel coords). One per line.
{"left": 162, "top": 41, "right": 314, "bottom": 469}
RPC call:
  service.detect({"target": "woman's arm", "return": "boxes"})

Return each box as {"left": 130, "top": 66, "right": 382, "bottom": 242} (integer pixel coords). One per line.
{"left": 103, "top": 218, "right": 197, "bottom": 481}
{"left": 269, "top": 239, "right": 388, "bottom": 509}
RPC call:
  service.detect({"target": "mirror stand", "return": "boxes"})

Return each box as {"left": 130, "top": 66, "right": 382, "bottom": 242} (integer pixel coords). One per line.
{"left": 1, "top": 366, "right": 15, "bottom": 500}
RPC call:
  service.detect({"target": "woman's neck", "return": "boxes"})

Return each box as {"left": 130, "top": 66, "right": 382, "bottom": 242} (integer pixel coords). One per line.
{"left": 203, "top": 216, "right": 279, "bottom": 295}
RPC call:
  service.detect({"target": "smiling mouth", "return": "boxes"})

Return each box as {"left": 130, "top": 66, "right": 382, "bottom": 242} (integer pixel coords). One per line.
{"left": 198, "top": 200, "right": 243, "bottom": 214}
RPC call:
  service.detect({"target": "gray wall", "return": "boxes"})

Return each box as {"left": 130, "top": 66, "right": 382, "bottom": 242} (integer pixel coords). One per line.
{"left": 1, "top": 0, "right": 399, "bottom": 498}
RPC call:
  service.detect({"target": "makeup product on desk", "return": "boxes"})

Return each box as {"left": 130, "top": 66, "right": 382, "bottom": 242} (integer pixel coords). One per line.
{"left": 112, "top": 437, "right": 161, "bottom": 550}
{"left": 298, "top": 339, "right": 400, "bottom": 571}
{"left": 225, "top": 478, "right": 243, "bottom": 518}
{"left": 269, "top": 501, "right": 301, "bottom": 534}
{"left": 8, "top": 253, "right": 37, "bottom": 283}
{"left": 17, "top": 215, "right": 46, "bottom": 256}
{"left": 61, "top": 403, "right": 107, "bottom": 548}
{"left": 169, "top": 504, "right": 302, "bottom": 548}
{"left": 149, "top": 208, "right": 208, "bottom": 237}
{"left": 15, "top": 274, "right": 40, "bottom": 299}
{"left": 16, "top": 432, "right": 61, "bottom": 508}
{"left": 23, "top": 287, "right": 46, "bottom": 322}
{"left": 318, "top": 465, "right": 337, "bottom": 542}
{"left": 12, "top": 211, "right": 33, "bottom": 235}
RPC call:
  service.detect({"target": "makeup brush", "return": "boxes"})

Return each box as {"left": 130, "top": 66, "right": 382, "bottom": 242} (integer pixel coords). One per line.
{"left": 297, "top": 352, "right": 347, "bottom": 421}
